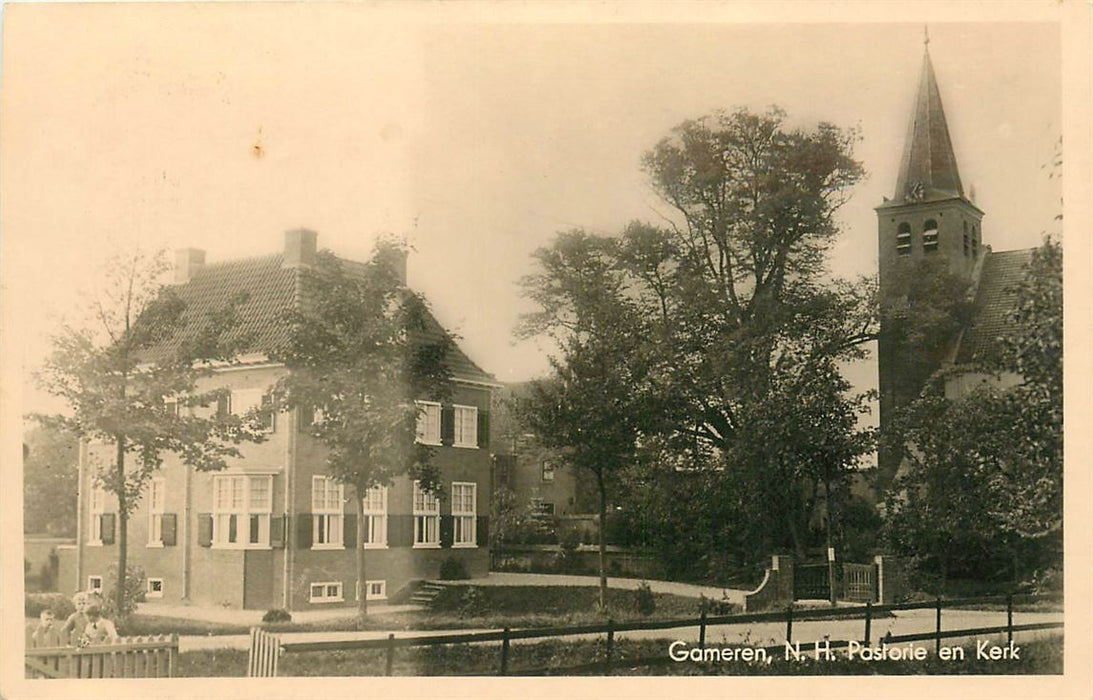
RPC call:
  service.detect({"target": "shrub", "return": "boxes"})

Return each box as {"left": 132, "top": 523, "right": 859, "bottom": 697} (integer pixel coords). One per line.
{"left": 262, "top": 608, "right": 292, "bottom": 623}
{"left": 103, "top": 565, "right": 146, "bottom": 620}
{"left": 26, "top": 592, "right": 76, "bottom": 619}
{"left": 38, "top": 562, "right": 55, "bottom": 592}
{"left": 439, "top": 557, "right": 470, "bottom": 581}
{"left": 633, "top": 581, "right": 656, "bottom": 616}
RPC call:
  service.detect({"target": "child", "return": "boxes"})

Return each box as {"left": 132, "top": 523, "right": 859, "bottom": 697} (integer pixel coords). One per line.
{"left": 59, "top": 591, "right": 90, "bottom": 645}
{"left": 29, "top": 609, "right": 61, "bottom": 647}
{"left": 79, "top": 605, "right": 118, "bottom": 646}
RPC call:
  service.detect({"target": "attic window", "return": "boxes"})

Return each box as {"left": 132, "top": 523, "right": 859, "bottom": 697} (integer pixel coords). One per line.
{"left": 896, "top": 222, "right": 911, "bottom": 256}
{"left": 923, "top": 219, "right": 939, "bottom": 252}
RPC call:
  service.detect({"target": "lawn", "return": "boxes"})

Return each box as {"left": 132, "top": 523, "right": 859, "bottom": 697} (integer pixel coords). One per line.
{"left": 122, "top": 585, "right": 723, "bottom": 637}
{"left": 175, "top": 634, "right": 1064, "bottom": 677}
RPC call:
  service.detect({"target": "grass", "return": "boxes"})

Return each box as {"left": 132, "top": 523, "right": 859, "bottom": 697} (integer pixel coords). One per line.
{"left": 122, "top": 585, "right": 726, "bottom": 637}
{"left": 175, "top": 634, "right": 1064, "bottom": 677}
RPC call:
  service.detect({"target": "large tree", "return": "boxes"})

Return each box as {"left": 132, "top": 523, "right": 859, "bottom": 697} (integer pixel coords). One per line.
{"left": 272, "top": 240, "right": 452, "bottom": 625}
{"left": 518, "top": 230, "right": 659, "bottom": 609}
{"left": 34, "top": 249, "right": 266, "bottom": 617}
{"left": 522, "top": 108, "right": 874, "bottom": 578}
{"left": 23, "top": 425, "right": 79, "bottom": 537}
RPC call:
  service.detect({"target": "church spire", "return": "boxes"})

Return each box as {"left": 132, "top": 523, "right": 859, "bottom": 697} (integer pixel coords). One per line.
{"left": 892, "top": 37, "right": 965, "bottom": 204}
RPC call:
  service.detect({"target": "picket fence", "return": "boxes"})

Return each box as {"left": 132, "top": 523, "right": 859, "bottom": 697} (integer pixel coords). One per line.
{"left": 25, "top": 631, "right": 178, "bottom": 679}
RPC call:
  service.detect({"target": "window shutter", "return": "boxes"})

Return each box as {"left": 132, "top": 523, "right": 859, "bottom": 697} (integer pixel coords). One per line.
{"left": 476, "top": 516, "right": 489, "bottom": 547}
{"left": 270, "top": 514, "right": 286, "bottom": 549}
{"left": 440, "top": 405, "right": 455, "bottom": 446}
{"left": 343, "top": 514, "right": 357, "bottom": 549}
{"left": 439, "top": 515, "right": 454, "bottom": 548}
{"left": 161, "top": 514, "right": 178, "bottom": 546}
{"left": 297, "top": 512, "right": 313, "bottom": 549}
{"left": 298, "top": 405, "right": 312, "bottom": 431}
{"left": 100, "top": 514, "right": 115, "bottom": 545}
{"left": 477, "top": 410, "right": 489, "bottom": 448}
{"left": 197, "top": 514, "right": 213, "bottom": 547}
{"left": 217, "top": 393, "right": 230, "bottom": 418}
{"left": 389, "top": 514, "right": 413, "bottom": 547}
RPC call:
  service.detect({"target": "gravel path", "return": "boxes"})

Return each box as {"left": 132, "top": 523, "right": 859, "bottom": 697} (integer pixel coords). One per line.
{"left": 178, "top": 607, "right": 1063, "bottom": 654}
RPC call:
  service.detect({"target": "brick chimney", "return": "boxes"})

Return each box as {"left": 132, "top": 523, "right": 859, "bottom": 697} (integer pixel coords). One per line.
{"left": 284, "top": 228, "right": 317, "bottom": 268}
{"left": 173, "top": 248, "right": 206, "bottom": 284}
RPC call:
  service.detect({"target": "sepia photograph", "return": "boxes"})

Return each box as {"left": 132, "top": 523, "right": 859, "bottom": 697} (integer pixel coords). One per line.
{"left": 1, "top": 1, "right": 1089, "bottom": 697}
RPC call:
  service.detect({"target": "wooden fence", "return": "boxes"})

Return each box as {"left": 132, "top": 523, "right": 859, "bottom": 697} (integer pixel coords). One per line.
{"left": 250, "top": 592, "right": 1062, "bottom": 676}
{"left": 25, "top": 634, "right": 179, "bottom": 679}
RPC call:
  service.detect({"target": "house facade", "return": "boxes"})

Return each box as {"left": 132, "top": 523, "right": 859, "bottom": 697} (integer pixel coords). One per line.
{"left": 874, "top": 40, "right": 1038, "bottom": 498}
{"left": 61, "top": 230, "right": 498, "bottom": 611}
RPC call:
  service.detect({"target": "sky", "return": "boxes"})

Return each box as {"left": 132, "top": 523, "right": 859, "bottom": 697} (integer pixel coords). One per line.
{"left": 0, "top": 4, "right": 1066, "bottom": 418}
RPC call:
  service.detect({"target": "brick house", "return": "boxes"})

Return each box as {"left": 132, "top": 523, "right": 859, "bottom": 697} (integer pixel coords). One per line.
{"left": 61, "top": 230, "right": 499, "bottom": 611}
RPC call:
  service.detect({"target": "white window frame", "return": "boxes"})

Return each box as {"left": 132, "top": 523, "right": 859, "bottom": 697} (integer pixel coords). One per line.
{"left": 365, "top": 580, "right": 387, "bottom": 601}
{"left": 311, "top": 476, "right": 344, "bottom": 549}
{"left": 87, "top": 575, "right": 103, "bottom": 592}
{"left": 212, "top": 474, "right": 273, "bottom": 549}
{"left": 146, "top": 578, "right": 165, "bottom": 599}
{"left": 309, "top": 581, "right": 343, "bottom": 603}
{"left": 452, "top": 405, "right": 478, "bottom": 448}
{"left": 147, "top": 477, "right": 166, "bottom": 547}
{"left": 412, "top": 481, "right": 440, "bottom": 548}
{"left": 415, "top": 401, "right": 442, "bottom": 445}
{"left": 88, "top": 486, "right": 106, "bottom": 545}
{"left": 541, "top": 461, "right": 555, "bottom": 483}
{"left": 451, "top": 482, "right": 477, "bottom": 548}
{"left": 231, "top": 388, "right": 275, "bottom": 433}
{"left": 363, "top": 486, "right": 388, "bottom": 549}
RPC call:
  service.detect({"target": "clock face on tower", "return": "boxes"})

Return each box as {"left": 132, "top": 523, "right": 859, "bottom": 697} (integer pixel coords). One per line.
{"left": 906, "top": 180, "right": 925, "bottom": 202}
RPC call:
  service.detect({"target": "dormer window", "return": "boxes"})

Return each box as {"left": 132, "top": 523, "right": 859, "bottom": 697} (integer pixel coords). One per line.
{"left": 923, "top": 219, "right": 939, "bottom": 253}
{"left": 896, "top": 222, "right": 912, "bottom": 256}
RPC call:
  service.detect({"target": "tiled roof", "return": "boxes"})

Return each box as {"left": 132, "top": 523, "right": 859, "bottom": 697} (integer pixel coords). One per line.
{"left": 143, "top": 252, "right": 495, "bottom": 384}
{"left": 953, "top": 248, "right": 1035, "bottom": 365}
{"left": 144, "top": 254, "right": 298, "bottom": 363}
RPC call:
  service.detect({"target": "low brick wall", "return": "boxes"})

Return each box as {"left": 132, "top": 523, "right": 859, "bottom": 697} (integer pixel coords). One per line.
{"left": 743, "top": 554, "right": 794, "bottom": 612}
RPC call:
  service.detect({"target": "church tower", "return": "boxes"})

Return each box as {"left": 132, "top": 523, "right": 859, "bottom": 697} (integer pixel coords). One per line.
{"left": 875, "top": 36, "right": 985, "bottom": 495}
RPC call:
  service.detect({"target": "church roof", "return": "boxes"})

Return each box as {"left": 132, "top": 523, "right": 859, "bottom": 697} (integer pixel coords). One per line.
{"left": 143, "top": 251, "right": 496, "bottom": 385}
{"left": 886, "top": 45, "right": 966, "bottom": 207}
{"left": 953, "top": 247, "right": 1035, "bottom": 366}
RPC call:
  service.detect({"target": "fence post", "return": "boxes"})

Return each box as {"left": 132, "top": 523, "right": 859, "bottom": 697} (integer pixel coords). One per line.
{"left": 1007, "top": 595, "right": 1014, "bottom": 646}
{"left": 605, "top": 619, "right": 615, "bottom": 675}
{"left": 785, "top": 604, "right": 794, "bottom": 645}
{"left": 385, "top": 633, "right": 395, "bottom": 676}
{"left": 934, "top": 598, "right": 942, "bottom": 656}
{"left": 699, "top": 610, "right": 707, "bottom": 651}
{"left": 500, "top": 627, "right": 510, "bottom": 676}
{"left": 864, "top": 601, "right": 872, "bottom": 646}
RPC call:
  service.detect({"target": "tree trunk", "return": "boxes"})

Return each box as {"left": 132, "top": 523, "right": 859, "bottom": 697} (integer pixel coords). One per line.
{"left": 355, "top": 489, "right": 367, "bottom": 628}
{"left": 597, "top": 471, "right": 608, "bottom": 612}
{"left": 115, "top": 434, "right": 128, "bottom": 619}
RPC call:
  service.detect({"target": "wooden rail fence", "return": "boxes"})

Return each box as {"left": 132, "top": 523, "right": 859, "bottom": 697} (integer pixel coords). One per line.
{"left": 25, "top": 634, "right": 179, "bottom": 679}
{"left": 247, "top": 592, "right": 1062, "bottom": 676}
